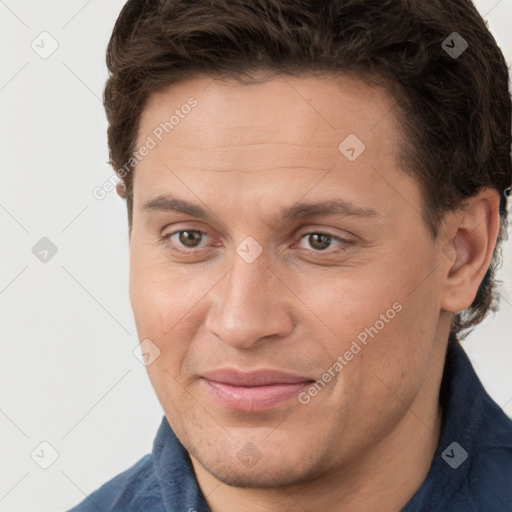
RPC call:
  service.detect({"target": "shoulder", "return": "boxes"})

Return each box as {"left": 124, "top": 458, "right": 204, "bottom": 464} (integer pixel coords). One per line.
{"left": 66, "top": 454, "right": 165, "bottom": 512}
{"left": 467, "top": 394, "right": 512, "bottom": 510}
{"left": 445, "top": 394, "right": 512, "bottom": 512}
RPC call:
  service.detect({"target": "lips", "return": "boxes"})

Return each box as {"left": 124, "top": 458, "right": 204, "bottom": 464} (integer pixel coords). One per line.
{"left": 199, "top": 369, "right": 314, "bottom": 412}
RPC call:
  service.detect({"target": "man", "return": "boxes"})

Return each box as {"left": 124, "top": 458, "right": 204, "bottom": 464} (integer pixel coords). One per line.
{"left": 69, "top": 0, "right": 512, "bottom": 510}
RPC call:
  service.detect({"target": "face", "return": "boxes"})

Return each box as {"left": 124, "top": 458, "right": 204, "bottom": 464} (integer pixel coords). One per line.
{"left": 129, "top": 74, "right": 448, "bottom": 488}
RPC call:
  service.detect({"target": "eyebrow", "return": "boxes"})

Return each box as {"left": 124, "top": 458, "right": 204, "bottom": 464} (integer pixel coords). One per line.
{"left": 142, "top": 193, "right": 379, "bottom": 222}
{"left": 143, "top": 195, "right": 208, "bottom": 218}
{"left": 282, "top": 199, "right": 379, "bottom": 220}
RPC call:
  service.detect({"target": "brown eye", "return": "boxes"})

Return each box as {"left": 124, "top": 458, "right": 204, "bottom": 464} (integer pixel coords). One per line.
{"left": 299, "top": 233, "right": 341, "bottom": 251}
{"left": 168, "top": 230, "right": 207, "bottom": 249}
{"left": 308, "top": 233, "right": 331, "bottom": 250}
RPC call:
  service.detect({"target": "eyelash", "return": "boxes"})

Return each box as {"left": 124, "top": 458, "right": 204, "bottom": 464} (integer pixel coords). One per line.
{"left": 160, "top": 229, "right": 351, "bottom": 255}
{"left": 162, "top": 230, "right": 210, "bottom": 254}
{"left": 295, "top": 232, "right": 349, "bottom": 252}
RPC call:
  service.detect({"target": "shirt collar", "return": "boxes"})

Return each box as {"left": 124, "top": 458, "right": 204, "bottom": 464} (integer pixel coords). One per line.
{"left": 152, "top": 415, "right": 211, "bottom": 511}
{"left": 403, "top": 335, "right": 488, "bottom": 510}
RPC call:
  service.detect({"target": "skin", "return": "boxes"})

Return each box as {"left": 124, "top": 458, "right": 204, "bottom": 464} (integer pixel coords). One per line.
{"left": 126, "top": 74, "right": 500, "bottom": 511}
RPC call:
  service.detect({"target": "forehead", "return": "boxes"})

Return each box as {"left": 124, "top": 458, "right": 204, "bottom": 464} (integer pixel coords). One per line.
{"left": 138, "top": 73, "right": 399, "bottom": 154}
{"left": 133, "top": 74, "right": 418, "bottom": 222}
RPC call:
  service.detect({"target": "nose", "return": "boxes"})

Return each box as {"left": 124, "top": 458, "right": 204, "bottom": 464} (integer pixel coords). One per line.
{"left": 204, "top": 254, "right": 295, "bottom": 349}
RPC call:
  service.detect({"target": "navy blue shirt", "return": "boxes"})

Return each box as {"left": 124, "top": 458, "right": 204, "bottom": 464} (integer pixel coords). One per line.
{"left": 67, "top": 339, "right": 512, "bottom": 511}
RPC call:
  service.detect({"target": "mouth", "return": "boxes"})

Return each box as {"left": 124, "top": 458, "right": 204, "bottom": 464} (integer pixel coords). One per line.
{"left": 199, "top": 369, "right": 315, "bottom": 412}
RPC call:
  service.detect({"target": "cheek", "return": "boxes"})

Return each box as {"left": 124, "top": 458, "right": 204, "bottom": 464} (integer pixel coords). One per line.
{"left": 129, "top": 263, "right": 195, "bottom": 417}
{"left": 129, "top": 250, "right": 204, "bottom": 331}
{"left": 349, "top": 285, "right": 441, "bottom": 413}
{"left": 129, "top": 268, "right": 169, "bottom": 338}
{"left": 291, "top": 266, "right": 402, "bottom": 346}
{"left": 128, "top": 253, "right": 217, "bottom": 383}
{"left": 302, "top": 254, "right": 441, "bottom": 389}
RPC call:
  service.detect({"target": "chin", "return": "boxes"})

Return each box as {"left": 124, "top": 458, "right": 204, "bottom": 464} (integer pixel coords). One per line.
{"left": 188, "top": 439, "right": 330, "bottom": 490}
{"left": 201, "top": 459, "right": 311, "bottom": 489}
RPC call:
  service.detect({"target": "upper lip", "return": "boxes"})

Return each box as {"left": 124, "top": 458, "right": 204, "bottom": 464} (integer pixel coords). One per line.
{"left": 201, "top": 369, "right": 314, "bottom": 387}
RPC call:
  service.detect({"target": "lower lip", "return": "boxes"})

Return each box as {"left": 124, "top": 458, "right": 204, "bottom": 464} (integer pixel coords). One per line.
{"left": 201, "top": 379, "right": 312, "bottom": 412}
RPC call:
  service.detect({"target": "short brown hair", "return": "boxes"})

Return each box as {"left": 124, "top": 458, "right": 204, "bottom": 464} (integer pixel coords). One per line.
{"left": 104, "top": 0, "right": 511, "bottom": 340}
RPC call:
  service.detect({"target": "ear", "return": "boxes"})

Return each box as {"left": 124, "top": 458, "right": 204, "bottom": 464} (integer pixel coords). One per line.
{"left": 116, "top": 181, "right": 127, "bottom": 199}
{"left": 440, "top": 188, "right": 501, "bottom": 313}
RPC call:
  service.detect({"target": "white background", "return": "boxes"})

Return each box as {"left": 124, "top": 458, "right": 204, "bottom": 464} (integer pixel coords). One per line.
{"left": 0, "top": 1, "right": 511, "bottom": 510}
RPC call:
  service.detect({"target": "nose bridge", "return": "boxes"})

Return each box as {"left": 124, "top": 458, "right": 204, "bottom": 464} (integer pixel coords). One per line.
{"left": 205, "top": 253, "right": 293, "bottom": 348}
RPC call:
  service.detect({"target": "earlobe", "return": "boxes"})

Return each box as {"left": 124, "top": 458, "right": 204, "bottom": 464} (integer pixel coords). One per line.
{"left": 116, "top": 181, "right": 127, "bottom": 198}
{"left": 440, "top": 189, "right": 501, "bottom": 313}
